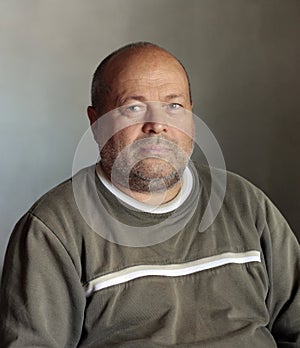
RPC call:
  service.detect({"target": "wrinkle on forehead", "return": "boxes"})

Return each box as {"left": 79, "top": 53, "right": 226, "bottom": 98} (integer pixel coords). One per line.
{"left": 104, "top": 48, "right": 188, "bottom": 86}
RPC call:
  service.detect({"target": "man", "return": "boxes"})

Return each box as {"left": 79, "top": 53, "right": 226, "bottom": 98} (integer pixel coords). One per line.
{"left": 0, "top": 42, "right": 299, "bottom": 347}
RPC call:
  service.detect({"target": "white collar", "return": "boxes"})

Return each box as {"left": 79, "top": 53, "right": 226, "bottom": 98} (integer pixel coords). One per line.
{"left": 97, "top": 164, "right": 193, "bottom": 214}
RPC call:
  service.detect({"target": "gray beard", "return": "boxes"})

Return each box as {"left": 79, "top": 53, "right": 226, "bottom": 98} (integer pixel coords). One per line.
{"left": 101, "top": 137, "right": 191, "bottom": 194}
{"left": 129, "top": 162, "right": 183, "bottom": 193}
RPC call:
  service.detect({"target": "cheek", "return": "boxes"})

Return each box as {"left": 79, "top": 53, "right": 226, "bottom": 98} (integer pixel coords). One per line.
{"left": 109, "top": 128, "right": 140, "bottom": 151}
{"left": 116, "top": 126, "right": 141, "bottom": 145}
{"left": 97, "top": 114, "right": 141, "bottom": 146}
{"left": 172, "top": 130, "right": 194, "bottom": 149}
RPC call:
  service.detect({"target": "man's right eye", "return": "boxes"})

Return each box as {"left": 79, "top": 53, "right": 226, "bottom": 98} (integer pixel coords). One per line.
{"left": 120, "top": 104, "right": 146, "bottom": 116}
{"left": 126, "top": 105, "right": 142, "bottom": 112}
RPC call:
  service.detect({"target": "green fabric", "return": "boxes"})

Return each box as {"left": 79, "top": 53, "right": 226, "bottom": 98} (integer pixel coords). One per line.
{"left": 0, "top": 164, "right": 299, "bottom": 347}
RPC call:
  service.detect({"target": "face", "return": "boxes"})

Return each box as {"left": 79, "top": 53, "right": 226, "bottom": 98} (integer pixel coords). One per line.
{"left": 88, "top": 49, "right": 194, "bottom": 193}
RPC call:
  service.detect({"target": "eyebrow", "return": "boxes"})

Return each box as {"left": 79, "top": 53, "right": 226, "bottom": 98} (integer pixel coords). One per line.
{"left": 119, "top": 94, "right": 186, "bottom": 105}
{"left": 164, "top": 94, "right": 186, "bottom": 101}
{"left": 121, "top": 96, "right": 147, "bottom": 103}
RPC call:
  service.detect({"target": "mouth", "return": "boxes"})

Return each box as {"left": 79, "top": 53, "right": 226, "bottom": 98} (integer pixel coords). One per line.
{"left": 140, "top": 145, "right": 172, "bottom": 155}
{"left": 136, "top": 136, "right": 177, "bottom": 155}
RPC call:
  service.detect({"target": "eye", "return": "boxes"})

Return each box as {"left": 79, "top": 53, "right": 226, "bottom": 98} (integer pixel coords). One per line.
{"left": 127, "top": 105, "right": 143, "bottom": 112}
{"left": 168, "top": 103, "right": 183, "bottom": 109}
{"left": 166, "top": 103, "right": 184, "bottom": 114}
{"left": 123, "top": 104, "right": 146, "bottom": 113}
{"left": 120, "top": 104, "right": 146, "bottom": 117}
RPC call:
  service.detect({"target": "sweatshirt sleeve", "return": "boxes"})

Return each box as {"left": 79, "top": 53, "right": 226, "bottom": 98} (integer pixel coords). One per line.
{"left": 0, "top": 213, "right": 86, "bottom": 347}
{"left": 259, "top": 196, "right": 300, "bottom": 347}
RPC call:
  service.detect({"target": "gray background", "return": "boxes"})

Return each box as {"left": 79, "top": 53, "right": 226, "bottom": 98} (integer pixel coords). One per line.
{"left": 1, "top": 0, "right": 299, "bottom": 271}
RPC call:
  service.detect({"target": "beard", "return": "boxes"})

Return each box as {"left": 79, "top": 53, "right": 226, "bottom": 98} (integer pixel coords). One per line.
{"left": 100, "top": 136, "right": 192, "bottom": 193}
{"left": 128, "top": 158, "right": 182, "bottom": 192}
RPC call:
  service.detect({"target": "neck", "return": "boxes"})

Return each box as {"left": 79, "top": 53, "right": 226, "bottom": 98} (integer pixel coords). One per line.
{"left": 97, "top": 163, "right": 182, "bottom": 205}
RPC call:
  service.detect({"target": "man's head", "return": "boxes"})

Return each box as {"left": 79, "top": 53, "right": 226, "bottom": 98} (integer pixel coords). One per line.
{"left": 87, "top": 42, "right": 194, "bottom": 196}
{"left": 90, "top": 42, "right": 192, "bottom": 115}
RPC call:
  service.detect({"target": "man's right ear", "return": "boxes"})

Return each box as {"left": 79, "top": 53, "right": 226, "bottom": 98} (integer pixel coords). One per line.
{"left": 87, "top": 106, "right": 98, "bottom": 126}
{"left": 87, "top": 106, "right": 100, "bottom": 144}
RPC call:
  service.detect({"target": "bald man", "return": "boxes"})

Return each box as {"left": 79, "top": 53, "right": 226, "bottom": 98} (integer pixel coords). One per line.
{"left": 1, "top": 42, "right": 299, "bottom": 347}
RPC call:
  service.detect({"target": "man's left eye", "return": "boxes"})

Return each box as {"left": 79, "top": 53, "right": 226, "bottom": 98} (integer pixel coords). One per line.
{"left": 168, "top": 103, "right": 182, "bottom": 110}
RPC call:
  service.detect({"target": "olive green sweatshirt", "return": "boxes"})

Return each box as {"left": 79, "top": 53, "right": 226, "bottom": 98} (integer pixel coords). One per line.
{"left": 0, "top": 164, "right": 299, "bottom": 347}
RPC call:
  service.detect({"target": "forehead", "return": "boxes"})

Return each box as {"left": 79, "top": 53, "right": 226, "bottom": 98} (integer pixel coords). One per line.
{"left": 104, "top": 49, "right": 189, "bottom": 91}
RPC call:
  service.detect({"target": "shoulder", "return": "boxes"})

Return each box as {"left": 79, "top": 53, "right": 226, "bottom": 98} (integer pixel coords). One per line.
{"left": 193, "top": 162, "right": 289, "bottom": 230}
{"left": 194, "top": 162, "right": 266, "bottom": 201}
{"left": 15, "top": 166, "right": 99, "bottom": 246}
{"left": 28, "top": 165, "right": 96, "bottom": 221}
{"left": 29, "top": 176, "right": 75, "bottom": 219}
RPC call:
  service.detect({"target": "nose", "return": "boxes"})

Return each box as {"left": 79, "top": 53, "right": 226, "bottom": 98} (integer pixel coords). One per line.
{"left": 142, "top": 121, "right": 167, "bottom": 134}
{"left": 142, "top": 104, "right": 168, "bottom": 134}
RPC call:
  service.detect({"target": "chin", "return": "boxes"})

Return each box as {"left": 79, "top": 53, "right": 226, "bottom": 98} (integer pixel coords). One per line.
{"left": 128, "top": 169, "right": 181, "bottom": 193}
{"left": 133, "top": 158, "right": 176, "bottom": 177}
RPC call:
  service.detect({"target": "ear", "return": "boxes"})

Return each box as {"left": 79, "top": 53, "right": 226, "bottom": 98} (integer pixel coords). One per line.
{"left": 87, "top": 106, "right": 98, "bottom": 125}
{"left": 87, "top": 106, "right": 100, "bottom": 144}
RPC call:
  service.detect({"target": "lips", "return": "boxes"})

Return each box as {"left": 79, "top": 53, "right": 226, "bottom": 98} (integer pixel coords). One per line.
{"left": 140, "top": 145, "right": 171, "bottom": 154}
{"left": 132, "top": 137, "right": 177, "bottom": 159}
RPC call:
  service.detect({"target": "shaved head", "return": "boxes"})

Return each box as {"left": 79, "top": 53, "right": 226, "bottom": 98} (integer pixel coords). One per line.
{"left": 91, "top": 42, "right": 192, "bottom": 115}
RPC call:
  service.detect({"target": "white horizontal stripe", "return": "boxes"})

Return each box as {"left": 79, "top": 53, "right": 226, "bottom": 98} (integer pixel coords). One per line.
{"left": 84, "top": 250, "right": 261, "bottom": 297}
